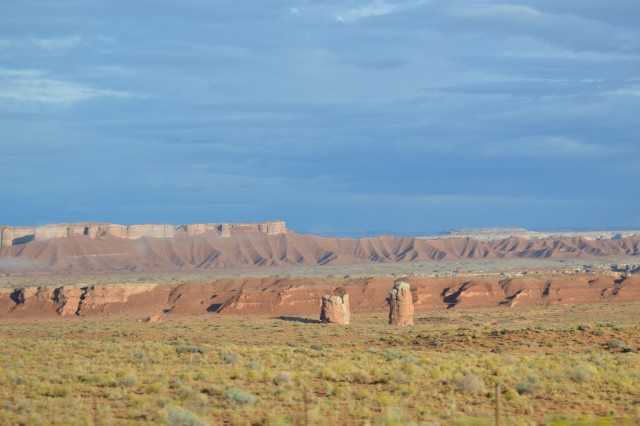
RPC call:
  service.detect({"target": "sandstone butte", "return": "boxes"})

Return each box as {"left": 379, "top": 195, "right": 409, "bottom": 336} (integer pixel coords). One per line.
{"left": 1, "top": 275, "right": 639, "bottom": 320}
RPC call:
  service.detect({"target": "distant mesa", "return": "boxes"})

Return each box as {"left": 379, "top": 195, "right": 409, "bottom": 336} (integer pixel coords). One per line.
{"left": 434, "top": 227, "right": 640, "bottom": 241}
{"left": 0, "top": 220, "right": 288, "bottom": 247}
{"left": 0, "top": 221, "right": 639, "bottom": 275}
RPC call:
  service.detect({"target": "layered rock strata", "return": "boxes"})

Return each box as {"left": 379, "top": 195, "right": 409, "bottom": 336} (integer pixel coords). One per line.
{"left": 0, "top": 220, "right": 288, "bottom": 246}
{"left": 1, "top": 275, "right": 639, "bottom": 320}
{"left": 388, "top": 280, "right": 414, "bottom": 326}
{"left": 320, "top": 294, "right": 350, "bottom": 324}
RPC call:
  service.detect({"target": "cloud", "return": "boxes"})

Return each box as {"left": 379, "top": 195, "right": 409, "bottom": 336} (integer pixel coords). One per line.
{"left": 482, "top": 136, "right": 611, "bottom": 158}
{"left": 0, "top": 69, "right": 138, "bottom": 105}
{"left": 607, "top": 85, "right": 640, "bottom": 97}
{"left": 336, "top": 2, "right": 399, "bottom": 22}
{"left": 0, "top": 35, "right": 87, "bottom": 51}
{"left": 335, "top": 0, "right": 427, "bottom": 23}
{"left": 0, "top": 0, "right": 638, "bottom": 232}
{"left": 445, "top": 4, "right": 544, "bottom": 21}
{"left": 30, "top": 35, "right": 84, "bottom": 50}
{"left": 441, "top": 3, "right": 636, "bottom": 52}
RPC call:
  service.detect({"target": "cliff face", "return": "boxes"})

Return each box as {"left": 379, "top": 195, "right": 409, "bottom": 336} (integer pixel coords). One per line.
{"left": 0, "top": 220, "right": 288, "bottom": 246}
{"left": 1, "top": 275, "right": 638, "bottom": 319}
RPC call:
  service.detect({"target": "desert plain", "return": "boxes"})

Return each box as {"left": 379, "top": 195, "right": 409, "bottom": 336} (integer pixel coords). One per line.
{"left": 1, "top": 222, "right": 639, "bottom": 425}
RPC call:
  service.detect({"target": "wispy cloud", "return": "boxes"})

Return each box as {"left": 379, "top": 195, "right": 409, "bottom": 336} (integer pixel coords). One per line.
{"left": 442, "top": 3, "right": 633, "bottom": 52}
{"left": 483, "top": 136, "right": 611, "bottom": 158}
{"left": 607, "top": 85, "right": 640, "bottom": 96}
{"left": 31, "top": 35, "right": 84, "bottom": 50}
{"left": 0, "top": 69, "right": 137, "bottom": 105}
{"left": 0, "top": 35, "right": 84, "bottom": 51}
{"left": 445, "top": 4, "right": 544, "bottom": 21}
{"left": 336, "top": 0, "right": 427, "bottom": 23}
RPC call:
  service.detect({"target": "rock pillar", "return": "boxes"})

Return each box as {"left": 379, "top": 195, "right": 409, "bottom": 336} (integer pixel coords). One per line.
{"left": 388, "top": 280, "right": 414, "bottom": 326}
{"left": 320, "top": 294, "right": 350, "bottom": 324}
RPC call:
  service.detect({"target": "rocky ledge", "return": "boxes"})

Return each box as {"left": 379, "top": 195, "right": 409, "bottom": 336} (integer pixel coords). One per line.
{"left": 0, "top": 220, "right": 288, "bottom": 246}
{"left": 1, "top": 274, "right": 639, "bottom": 319}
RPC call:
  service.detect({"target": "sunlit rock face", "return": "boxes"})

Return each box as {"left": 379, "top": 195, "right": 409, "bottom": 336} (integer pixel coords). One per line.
{"left": 388, "top": 280, "right": 414, "bottom": 326}
{"left": 0, "top": 220, "right": 289, "bottom": 246}
{"left": 320, "top": 294, "right": 350, "bottom": 324}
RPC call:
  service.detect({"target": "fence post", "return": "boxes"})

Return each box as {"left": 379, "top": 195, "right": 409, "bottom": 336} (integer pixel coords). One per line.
{"left": 495, "top": 383, "right": 501, "bottom": 426}
{"left": 304, "top": 386, "right": 309, "bottom": 426}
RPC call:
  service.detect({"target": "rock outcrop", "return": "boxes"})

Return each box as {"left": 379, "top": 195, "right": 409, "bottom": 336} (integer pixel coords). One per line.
{"left": 138, "top": 314, "right": 162, "bottom": 323}
{"left": 77, "top": 284, "right": 159, "bottom": 316}
{"left": 55, "top": 286, "right": 84, "bottom": 316}
{"left": 388, "top": 280, "right": 414, "bottom": 326}
{"left": 1, "top": 274, "right": 639, "bottom": 320}
{"left": 320, "top": 294, "right": 350, "bottom": 324}
{"left": 0, "top": 220, "right": 289, "bottom": 246}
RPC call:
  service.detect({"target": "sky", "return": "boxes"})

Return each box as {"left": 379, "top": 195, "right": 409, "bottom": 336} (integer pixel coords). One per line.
{"left": 1, "top": 0, "right": 639, "bottom": 236}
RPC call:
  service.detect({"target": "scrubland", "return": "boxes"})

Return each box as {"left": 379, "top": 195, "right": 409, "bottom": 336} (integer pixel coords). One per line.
{"left": 0, "top": 303, "right": 638, "bottom": 425}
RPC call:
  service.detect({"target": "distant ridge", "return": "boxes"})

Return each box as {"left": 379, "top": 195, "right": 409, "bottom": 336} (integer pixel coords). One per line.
{"left": 432, "top": 227, "right": 640, "bottom": 241}
{"left": 0, "top": 222, "right": 639, "bottom": 275}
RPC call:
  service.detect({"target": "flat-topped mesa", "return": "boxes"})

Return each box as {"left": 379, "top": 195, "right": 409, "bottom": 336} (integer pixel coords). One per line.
{"left": 388, "top": 280, "right": 414, "bottom": 326}
{"left": 0, "top": 220, "right": 289, "bottom": 246}
{"left": 320, "top": 294, "right": 350, "bottom": 324}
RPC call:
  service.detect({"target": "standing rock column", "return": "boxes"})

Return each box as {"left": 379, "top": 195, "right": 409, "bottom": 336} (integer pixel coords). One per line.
{"left": 320, "top": 294, "right": 350, "bottom": 324}
{"left": 388, "top": 280, "right": 414, "bottom": 326}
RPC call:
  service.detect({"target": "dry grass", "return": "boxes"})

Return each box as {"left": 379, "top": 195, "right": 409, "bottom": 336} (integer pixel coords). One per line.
{"left": 0, "top": 303, "right": 638, "bottom": 425}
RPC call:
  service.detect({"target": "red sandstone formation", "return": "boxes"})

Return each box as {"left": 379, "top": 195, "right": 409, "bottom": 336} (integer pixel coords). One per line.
{"left": 0, "top": 274, "right": 639, "bottom": 320}
{"left": 388, "top": 280, "right": 414, "bottom": 326}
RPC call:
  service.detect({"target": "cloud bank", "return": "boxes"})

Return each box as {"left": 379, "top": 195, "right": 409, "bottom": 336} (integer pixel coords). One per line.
{"left": 0, "top": 0, "right": 638, "bottom": 234}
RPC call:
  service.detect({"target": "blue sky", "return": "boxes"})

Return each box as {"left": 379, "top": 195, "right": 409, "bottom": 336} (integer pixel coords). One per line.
{"left": 1, "top": 0, "right": 639, "bottom": 235}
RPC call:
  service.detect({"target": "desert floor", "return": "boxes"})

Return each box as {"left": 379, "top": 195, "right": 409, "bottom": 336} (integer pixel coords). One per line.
{"left": 1, "top": 300, "right": 638, "bottom": 425}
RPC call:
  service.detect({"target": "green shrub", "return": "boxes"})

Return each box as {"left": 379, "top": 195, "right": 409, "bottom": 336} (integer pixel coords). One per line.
{"left": 219, "top": 351, "right": 239, "bottom": 365}
{"left": 223, "top": 388, "right": 256, "bottom": 406}
{"left": 515, "top": 375, "right": 542, "bottom": 395}
{"left": 567, "top": 366, "right": 592, "bottom": 383}
{"left": 606, "top": 339, "right": 624, "bottom": 349}
{"left": 121, "top": 373, "right": 138, "bottom": 388}
{"left": 453, "top": 373, "right": 484, "bottom": 394}
{"left": 47, "top": 386, "right": 70, "bottom": 397}
{"left": 273, "top": 372, "right": 293, "bottom": 385}
{"left": 246, "top": 361, "right": 262, "bottom": 370}
{"left": 176, "top": 346, "right": 208, "bottom": 355}
{"left": 166, "top": 407, "right": 209, "bottom": 426}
